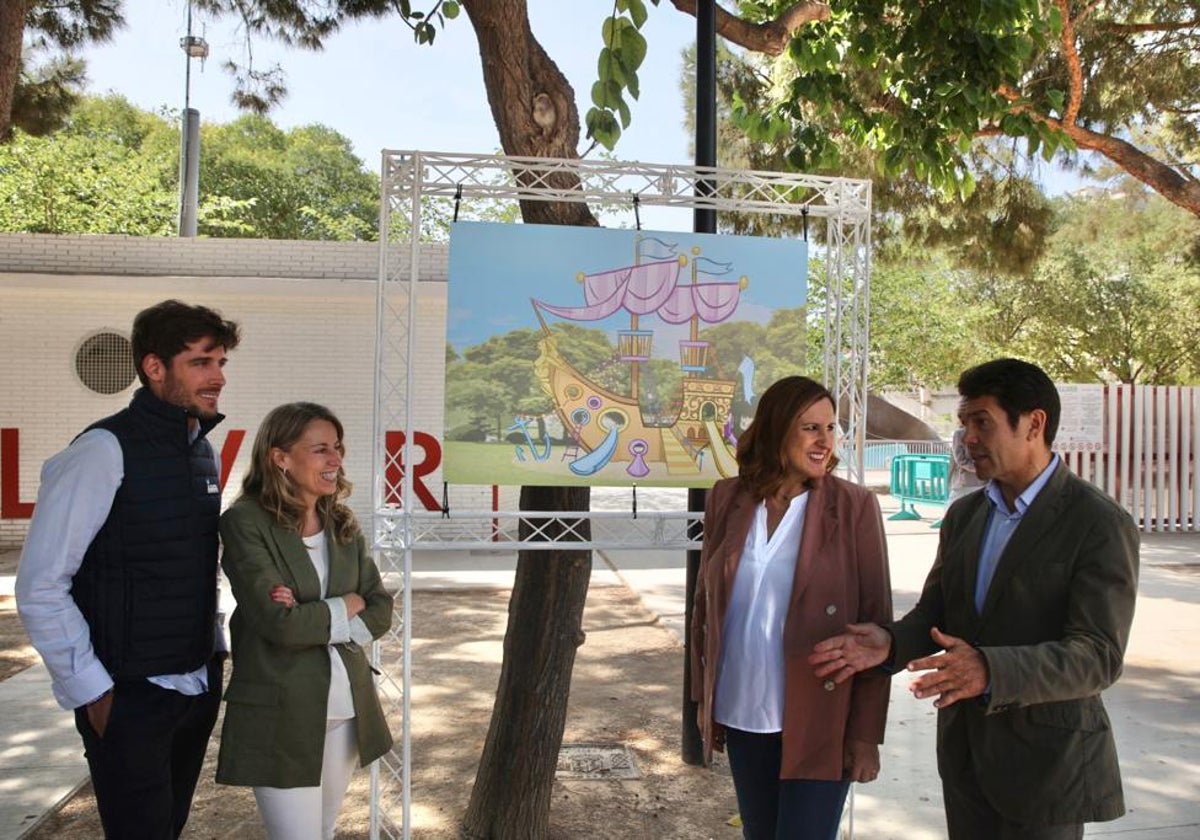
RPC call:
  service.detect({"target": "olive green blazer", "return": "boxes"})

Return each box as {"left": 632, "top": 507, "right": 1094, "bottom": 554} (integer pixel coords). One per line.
{"left": 890, "top": 462, "right": 1139, "bottom": 825}
{"left": 216, "top": 497, "right": 394, "bottom": 788}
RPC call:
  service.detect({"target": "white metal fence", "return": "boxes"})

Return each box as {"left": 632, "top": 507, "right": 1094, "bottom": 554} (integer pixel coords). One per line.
{"left": 1061, "top": 384, "right": 1198, "bottom": 533}
{"left": 869, "top": 385, "right": 1199, "bottom": 533}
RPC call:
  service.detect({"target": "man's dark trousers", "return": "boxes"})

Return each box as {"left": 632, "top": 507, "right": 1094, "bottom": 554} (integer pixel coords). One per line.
{"left": 944, "top": 764, "right": 1084, "bottom": 840}
{"left": 73, "top": 658, "right": 222, "bottom": 840}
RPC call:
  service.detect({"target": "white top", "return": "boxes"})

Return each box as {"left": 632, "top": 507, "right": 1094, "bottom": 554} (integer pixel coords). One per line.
{"left": 14, "top": 427, "right": 222, "bottom": 710}
{"left": 714, "top": 492, "right": 809, "bottom": 733}
{"left": 303, "top": 531, "right": 356, "bottom": 720}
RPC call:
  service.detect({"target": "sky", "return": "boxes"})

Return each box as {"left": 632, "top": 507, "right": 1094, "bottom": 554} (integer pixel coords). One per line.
{"left": 81, "top": 0, "right": 697, "bottom": 176}
{"left": 77, "top": 0, "right": 1092, "bottom": 212}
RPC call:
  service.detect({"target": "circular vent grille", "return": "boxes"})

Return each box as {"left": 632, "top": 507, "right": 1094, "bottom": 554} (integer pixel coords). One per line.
{"left": 75, "top": 331, "right": 135, "bottom": 395}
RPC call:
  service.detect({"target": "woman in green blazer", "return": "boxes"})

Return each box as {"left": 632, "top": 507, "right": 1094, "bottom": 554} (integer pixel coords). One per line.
{"left": 216, "top": 402, "right": 393, "bottom": 840}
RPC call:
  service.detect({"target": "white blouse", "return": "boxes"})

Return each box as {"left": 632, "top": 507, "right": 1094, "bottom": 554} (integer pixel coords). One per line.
{"left": 300, "top": 531, "right": 356, "bottom": 721}
{"left": 713, "top": 491, "right": 809, "bottom": 733}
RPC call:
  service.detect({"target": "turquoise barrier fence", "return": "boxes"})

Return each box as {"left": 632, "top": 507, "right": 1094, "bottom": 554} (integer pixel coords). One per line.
{"left": 889, "top": 453, "right": 951, "bottom": 526}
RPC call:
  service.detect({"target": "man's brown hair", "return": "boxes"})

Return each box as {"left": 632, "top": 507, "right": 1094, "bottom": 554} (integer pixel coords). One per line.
{"left": 131, "top": 300, "right": 241, "bottom": 386}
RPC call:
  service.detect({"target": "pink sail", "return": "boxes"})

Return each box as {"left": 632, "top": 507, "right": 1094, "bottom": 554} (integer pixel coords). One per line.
{"left": 658, "top": 281, "right": 742, "bottom": 324}
{"left": 534, "top": 259, "right": 741, "bottom": 324}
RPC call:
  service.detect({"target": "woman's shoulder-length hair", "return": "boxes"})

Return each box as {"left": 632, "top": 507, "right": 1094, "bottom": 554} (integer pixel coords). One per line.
{"left": 735, "top": 375, "right": 837, "bottom": 500}
{"left": 238, "top": 401, "right": 360, "bottom": 545}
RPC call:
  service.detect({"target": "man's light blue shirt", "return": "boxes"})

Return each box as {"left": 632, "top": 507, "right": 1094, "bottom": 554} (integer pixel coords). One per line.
{"left": 974, "top": 455, "right": 1060, "bottom": 613}
{"left": 15, "top": 427, "right": 222, "bottom": 709}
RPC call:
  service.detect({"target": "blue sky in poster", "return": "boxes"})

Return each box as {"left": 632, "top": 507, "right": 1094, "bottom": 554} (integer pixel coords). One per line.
{"left": 446, "top": 222, "right": 808, "bottom": 355}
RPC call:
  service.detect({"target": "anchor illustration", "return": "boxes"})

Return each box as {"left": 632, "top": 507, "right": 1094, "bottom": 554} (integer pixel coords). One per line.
{"left": 507, "top": 415, "right": 551, "bottom": 463}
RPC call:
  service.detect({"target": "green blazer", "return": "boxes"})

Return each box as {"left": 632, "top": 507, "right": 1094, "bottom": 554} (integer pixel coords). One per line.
{"left": 890, "top": 461, "right": 1139, "bottom": 826}
{"left": 216, "top": 497, "right": 394, "bottom": 788}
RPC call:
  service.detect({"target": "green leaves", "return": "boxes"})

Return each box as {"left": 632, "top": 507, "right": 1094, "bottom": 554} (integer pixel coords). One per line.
{"left": 1014, "top": 186, "right": 1200, "bottom": 383}
{"left": 1045, "top": 89, "right": 1065, "bottom": 119}
{"left": 0, "top": 94, "right": 381, "bottom": 240}
{"left": 767, "top": 1, "right": 1062, "bottom": 203}
{"left": 585, "top": 0, "right": 660, "bottom": 151}
{"left": 392, "top": 1, "right": 461, "bottom": 45}
{"left": 617, "top": 0, "right": 649, "bottom": 29}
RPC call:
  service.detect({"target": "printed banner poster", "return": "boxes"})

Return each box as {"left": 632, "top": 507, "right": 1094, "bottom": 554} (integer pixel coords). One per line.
{"left": 1054, "top": 384, "right": 1106, "bottom": 452}
{"left": 445, "top": 221, "right": 808, "bottom": 487}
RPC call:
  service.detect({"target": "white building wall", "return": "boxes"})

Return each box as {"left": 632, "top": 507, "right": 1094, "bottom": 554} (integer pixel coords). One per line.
{"left": 0, "top": 234, "right": 451, "bottom": 546}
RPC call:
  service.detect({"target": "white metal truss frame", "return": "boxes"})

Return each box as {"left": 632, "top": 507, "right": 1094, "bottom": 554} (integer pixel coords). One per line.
{"left": 370, "top": 150, "right": 871, "bottom": 839}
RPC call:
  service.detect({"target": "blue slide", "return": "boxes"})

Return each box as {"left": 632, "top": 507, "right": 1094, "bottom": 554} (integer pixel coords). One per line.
{"left": 569, "top": 424, "right": 620, "bottom": 476}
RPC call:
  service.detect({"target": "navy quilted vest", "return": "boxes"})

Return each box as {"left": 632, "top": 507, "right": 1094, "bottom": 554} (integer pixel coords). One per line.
{"left": 71, "top": 387, "right": 223, "bottom": 679}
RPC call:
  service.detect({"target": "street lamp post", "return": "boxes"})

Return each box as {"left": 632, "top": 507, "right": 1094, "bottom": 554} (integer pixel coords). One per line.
{"left": 178, "top": 2, "right": 208, "bottom": 237}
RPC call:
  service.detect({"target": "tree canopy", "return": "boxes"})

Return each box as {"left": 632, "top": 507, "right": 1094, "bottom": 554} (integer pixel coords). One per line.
{"left": 0, "top": 94, "right": 381, "bottom": 238}
{"left": 722, "top": 1, "right": 1199, "bottom": 216}
{"left": 990, "top": 182, "right": 1200, "bottom": 383}
{"left": 0, "top": 1, "right": 124, "bottom": 141}
{"left": 4, "top": 3, "right": 1196, "bottom": 215}
{"left": 867, "top": 182, "right": 1200, "bottom": 389}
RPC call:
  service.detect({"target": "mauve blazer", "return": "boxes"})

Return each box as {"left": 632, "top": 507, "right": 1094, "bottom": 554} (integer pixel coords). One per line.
{"left": 691, "top": 474, "right": 893, "bottom": 780}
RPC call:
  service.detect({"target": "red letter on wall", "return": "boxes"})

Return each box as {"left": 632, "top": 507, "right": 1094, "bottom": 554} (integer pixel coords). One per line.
{"left": 1, "top": 428, "right": 36, "bottom": 519}
{"left": 219, "top": 430, "right": 246, "bottom": 491}
{"left": 384, "top": 431, "right": 443, "bottom": 511}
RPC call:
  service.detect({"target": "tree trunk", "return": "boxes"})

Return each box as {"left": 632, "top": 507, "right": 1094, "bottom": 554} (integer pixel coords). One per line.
{"left": 462, "top": 0, "right": 597, "bottom": 228}
{"left": 459, "top": 2, "right": 599, "bottom": 837}
{"left": 0, "top": 1, "right": 30, "bottom": 143}
{"left": 461, "top": 486, "right": 592, "bottom": 840}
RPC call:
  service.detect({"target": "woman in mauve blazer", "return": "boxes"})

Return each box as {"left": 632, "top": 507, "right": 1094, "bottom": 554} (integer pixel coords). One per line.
{"left": 691, "top": 376, "right": 892, "bottom": 840}
{"left": 216, "top": 402, "right": 392, "bottom": 840}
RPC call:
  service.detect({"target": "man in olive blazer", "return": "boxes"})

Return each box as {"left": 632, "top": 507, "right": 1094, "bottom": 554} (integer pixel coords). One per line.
{"left": 216, "top": 497, "right": 393, "bottom": 788}
{"left": 812, "top": 359, "right": 1139, "bottom": 840}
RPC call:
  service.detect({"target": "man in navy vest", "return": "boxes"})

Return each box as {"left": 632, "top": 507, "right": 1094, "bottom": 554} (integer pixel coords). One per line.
{"left": 17, "top": 300, "right": 241, "bottom": 839}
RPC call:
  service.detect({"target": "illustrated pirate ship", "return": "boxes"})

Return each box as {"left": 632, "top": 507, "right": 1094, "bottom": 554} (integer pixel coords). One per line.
{"left": 530, "top": 236, "right": 746, "bottom": 478}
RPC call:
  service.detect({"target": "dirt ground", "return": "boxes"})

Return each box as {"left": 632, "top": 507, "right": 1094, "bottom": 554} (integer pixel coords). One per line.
{"left": 1, "top": 551, "right": 39, "bottom": 682}
{"left": 0, "top": 594, "right": 39, "bottom": 681}
{"left": 7, "top": 567, "right": 741, "bottom": 839}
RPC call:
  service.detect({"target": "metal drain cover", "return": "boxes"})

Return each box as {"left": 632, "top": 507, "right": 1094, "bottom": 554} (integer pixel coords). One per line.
{"left": 556, "top": 743, "right": 641, "bottom": 780}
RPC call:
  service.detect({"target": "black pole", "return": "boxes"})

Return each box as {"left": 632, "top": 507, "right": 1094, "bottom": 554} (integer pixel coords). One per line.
{"left": 694, "top": 0, "right": 717, "bottom": 235}
{"left": 682, "top": 0, "right": 716, "bottom": 768}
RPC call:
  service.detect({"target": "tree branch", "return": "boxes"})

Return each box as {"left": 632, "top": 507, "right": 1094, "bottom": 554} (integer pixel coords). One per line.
{"left": 996, "top": 87, "right": 1200, "bottom": 216}
{"left": 668, "top": 0, "right": 831, "bottom": 56}
{"left": 1103, "top": 19, "right": 1199, "bottom": 35}
{"left": 1056, "top": 0, "right": 1084, "bottom": 126}
{"left": 1074, "top": 0, "right": 1105, "bottom": 26}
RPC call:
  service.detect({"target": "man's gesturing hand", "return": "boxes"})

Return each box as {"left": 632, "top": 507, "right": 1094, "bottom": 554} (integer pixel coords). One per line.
{"left": 808, "top": 622, "right": 891, "bottom": 684}
{"left": 906, "top": 627, "right": 989, "bottom": 708}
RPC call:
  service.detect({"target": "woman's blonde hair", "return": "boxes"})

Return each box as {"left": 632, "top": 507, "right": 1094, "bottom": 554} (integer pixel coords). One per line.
{"left": 240, "top": 402, "right": 359, "bottom": 545}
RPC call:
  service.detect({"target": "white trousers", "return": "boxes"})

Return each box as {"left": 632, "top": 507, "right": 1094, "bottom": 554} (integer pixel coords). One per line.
{"left": 253, "top": 718, "right": 360, "bottom": 840}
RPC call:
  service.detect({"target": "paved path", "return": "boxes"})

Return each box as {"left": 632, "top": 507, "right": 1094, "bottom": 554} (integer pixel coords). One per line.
{"left": 1, "top": 492, "right": 1197, "bottom": 839}
{"left": 600, "top": 492, "right": 1200, "bottom": 840}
